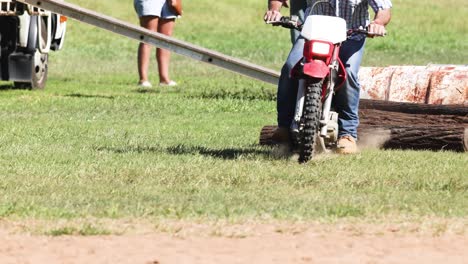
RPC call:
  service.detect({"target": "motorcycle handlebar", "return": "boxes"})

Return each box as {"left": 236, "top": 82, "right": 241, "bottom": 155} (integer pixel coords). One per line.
{"left": 267, "top": 16, "right": 386, "bottom": 38}
{"left": 265, "top": 16, "right": 303, "bottom": 31}
{"left": 348, "top": 28, "right": 387, "bottom": 37}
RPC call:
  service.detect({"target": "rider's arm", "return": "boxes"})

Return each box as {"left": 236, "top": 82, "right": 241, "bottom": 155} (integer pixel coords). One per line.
{"left": 264, "top": 0, "right": 288, "bottom": 22}
{"left": 368, "top": 0, "right": 392, "bottom": 36}
{"left": 369, "top": 8, "right": 391, "bottom": 36}
{"left": 373, "top": 8, "right": 392, "bottom": 26}
{"left": 269, "top": 0, "right": 289, "bottom": 9}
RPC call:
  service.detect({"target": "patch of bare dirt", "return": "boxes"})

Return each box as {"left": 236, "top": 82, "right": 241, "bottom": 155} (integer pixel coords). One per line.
{"left": 0, "top": 219, "right": 467, "bottom": 264}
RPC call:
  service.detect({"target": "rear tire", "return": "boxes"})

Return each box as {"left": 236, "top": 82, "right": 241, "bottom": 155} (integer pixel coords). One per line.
{"left": 298, "top": 79, "right": 323, "bottom": 163}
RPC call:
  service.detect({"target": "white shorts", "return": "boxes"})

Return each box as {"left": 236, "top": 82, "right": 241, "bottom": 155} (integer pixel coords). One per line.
{"left": 134, "top": 0, "right": 178, "bottom": 19}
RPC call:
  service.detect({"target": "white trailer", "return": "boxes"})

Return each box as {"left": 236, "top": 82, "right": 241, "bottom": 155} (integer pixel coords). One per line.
{"left": 0, "top": 0, "right": 66, "bottom": 89}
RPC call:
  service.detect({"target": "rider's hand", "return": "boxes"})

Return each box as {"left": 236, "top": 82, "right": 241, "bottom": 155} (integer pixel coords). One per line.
{"left": 264, "top": 10, "right": 282, "bottom": 24}
{"left": 368, "top": 21, "right": 387, "bottom": 37}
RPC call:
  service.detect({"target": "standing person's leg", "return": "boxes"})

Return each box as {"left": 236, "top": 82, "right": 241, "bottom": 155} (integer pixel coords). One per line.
{"left": 334, "top": 38, "right": 366, "bottom": 153}
{"left": 156, "top": 18, "right": 175, "bottom": 85}
{"left": 137, "top": 16, "right": 159, "bottom": 85}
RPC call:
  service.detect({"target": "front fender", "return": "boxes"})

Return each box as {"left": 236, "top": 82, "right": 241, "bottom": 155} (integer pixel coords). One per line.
{"left": 303, "top": 60, "right": 329, "bottom": 79}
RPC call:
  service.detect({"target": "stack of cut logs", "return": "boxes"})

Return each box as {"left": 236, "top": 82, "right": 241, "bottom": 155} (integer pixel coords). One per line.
{"left": 259, "top": 99, "right": 467, "bottom": 152}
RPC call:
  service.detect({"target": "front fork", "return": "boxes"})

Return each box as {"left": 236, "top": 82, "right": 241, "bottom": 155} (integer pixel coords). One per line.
{"left": 320, "top": 61, "right": 338, "bottom": 138}
{"left": 291, "top": 79, "right": 306, "bottom": 134}
{"left": 291, "top": 60, "right": 339, "bottom": 142}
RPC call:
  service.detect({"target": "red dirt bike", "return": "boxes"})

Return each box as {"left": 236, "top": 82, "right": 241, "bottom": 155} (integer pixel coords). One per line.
{"left": 268, "top": 4, "right": 384, "bottom": 163}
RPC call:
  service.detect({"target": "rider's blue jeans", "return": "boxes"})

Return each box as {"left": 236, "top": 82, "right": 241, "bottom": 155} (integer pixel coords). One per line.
{"left": 289, "top": 0, "right": 307, "bottom": 44}
{"left": 277, "top": 37, "right": 366, "bottom": 139}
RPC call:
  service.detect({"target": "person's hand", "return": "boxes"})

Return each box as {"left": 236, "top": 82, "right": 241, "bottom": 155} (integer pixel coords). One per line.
{"left": 264, "top": 10, "right": 282, "bottom": 24}
{"left": 368, "top": 21, "right": 387, "bottom": 37}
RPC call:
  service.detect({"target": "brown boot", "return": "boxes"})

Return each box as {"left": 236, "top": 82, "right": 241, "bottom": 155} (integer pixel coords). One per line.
{"left": 271, "top": 127, "right": 290, "bottom": 144}
{"left": 336, "top": 135, "right": 358, "bottom": 154}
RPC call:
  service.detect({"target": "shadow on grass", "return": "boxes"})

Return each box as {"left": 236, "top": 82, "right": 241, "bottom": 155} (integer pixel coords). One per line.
{"left": 0, "top": 83, "right": 17, "bottom": 91}
{"left": 167, "top": 144, "right": 271, "bottom": 159}
{"left": 186, "top": 88, "right": 276, "bottom": 101}
{"left": 97, "top": 144, "right": 272, "bottom": 160}
{"left": 133, "top": 87, "right": 183, "bottom": 94}
{"left": 133, "top": 88, "right": 158, "bottom": 94}
{"left": 65, "top": 93, "right": 115, "bottom": 99}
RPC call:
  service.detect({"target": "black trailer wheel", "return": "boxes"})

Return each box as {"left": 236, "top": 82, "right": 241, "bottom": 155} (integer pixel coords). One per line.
{"left": 13, "top": 49, "right": 48, "bottom": 89}
{"left": 14, "top": 16, "right": 49, "bottom": 89}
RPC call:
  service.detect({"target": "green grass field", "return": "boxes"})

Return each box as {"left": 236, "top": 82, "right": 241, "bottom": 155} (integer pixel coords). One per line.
{"left": 0, "top": 0, "right": 466, "bottom": 234}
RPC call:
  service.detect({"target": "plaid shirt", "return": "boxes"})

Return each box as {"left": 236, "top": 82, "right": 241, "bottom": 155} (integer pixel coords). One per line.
{"left": 304, "top": 0, "right": 393, "bottom": 40}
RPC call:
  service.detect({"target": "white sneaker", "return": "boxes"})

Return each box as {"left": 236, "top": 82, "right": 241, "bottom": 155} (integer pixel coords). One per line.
{"left": 159, "top": 80, "right": 177, "bottom": 87}
{"left": 138, "top": 81, "right": 152, "bottom": 88}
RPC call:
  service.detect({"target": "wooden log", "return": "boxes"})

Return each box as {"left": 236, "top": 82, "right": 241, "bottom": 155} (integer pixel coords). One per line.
{"left": 358, "top": 126, "right": 468, "bottom": 152}
{"left": 260, "top": 125, "right": 468, "bottom": 152}
{"left": 359, "top": 109, "right": 468, "bottom": 127}
{"left": 260, "top": 100, "right": 468, "bottom": 152}
{"left": 359, "top": 99, "right": 468, "bottom": 116}
{"left": 259, "top": 125, "right": 279, "bottom": 146}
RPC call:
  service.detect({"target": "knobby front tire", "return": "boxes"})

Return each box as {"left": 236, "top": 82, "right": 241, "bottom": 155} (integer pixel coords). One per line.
{"left": 298, "top": 79, "right": 323, "bottom": 163}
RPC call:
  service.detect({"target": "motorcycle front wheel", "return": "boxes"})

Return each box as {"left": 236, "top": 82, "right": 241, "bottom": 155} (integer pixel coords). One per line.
{"left": 298, "top": 78, "right": 323, "bottom": 163}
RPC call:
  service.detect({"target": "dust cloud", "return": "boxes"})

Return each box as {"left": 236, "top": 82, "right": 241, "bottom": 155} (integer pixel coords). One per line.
{"left": 358, "top": 128, "right": 391, "bottom": 149}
